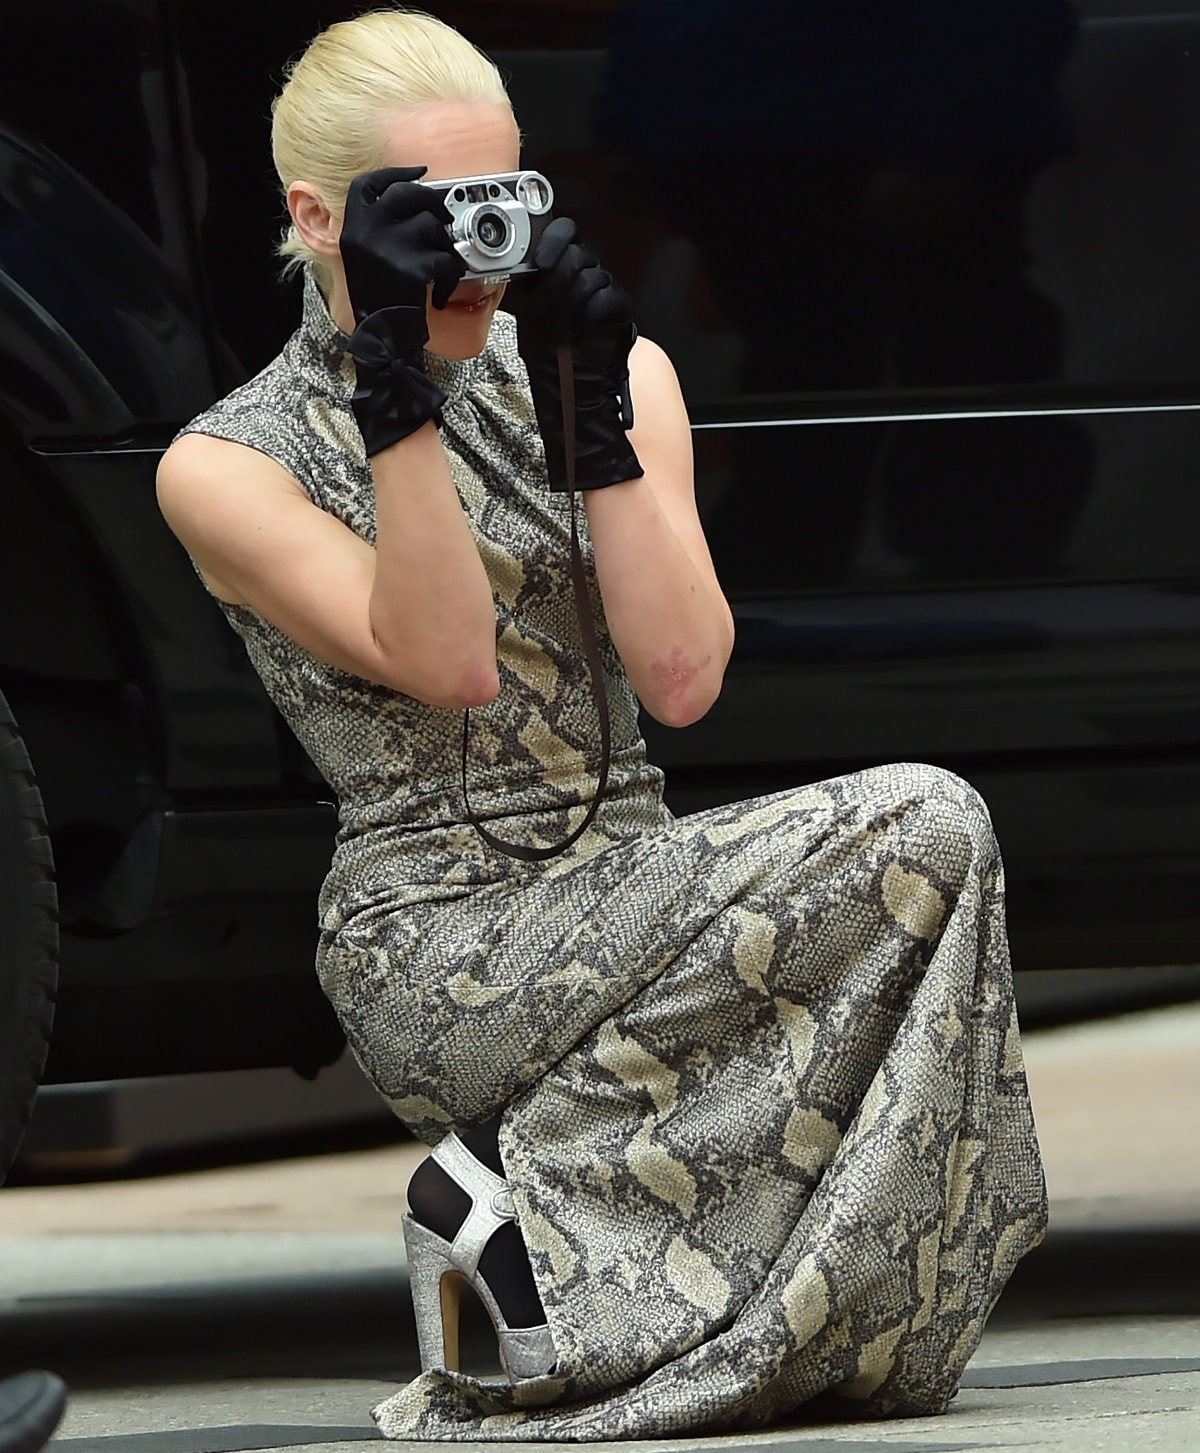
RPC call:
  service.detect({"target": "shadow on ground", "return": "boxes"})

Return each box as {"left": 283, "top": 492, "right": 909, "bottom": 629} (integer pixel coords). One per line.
{"left": 992, "top": 1224, "right": 1200, "bottom": 1323}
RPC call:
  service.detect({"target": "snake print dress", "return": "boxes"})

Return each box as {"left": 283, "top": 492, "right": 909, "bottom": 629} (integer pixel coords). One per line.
{"left": 181, "top": 272, "right": 1047, "bottom": 1441}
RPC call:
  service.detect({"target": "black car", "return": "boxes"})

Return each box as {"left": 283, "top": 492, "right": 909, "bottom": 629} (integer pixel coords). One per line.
{"left": 3, "top": 0, "right": 1199, "bottom": 1179}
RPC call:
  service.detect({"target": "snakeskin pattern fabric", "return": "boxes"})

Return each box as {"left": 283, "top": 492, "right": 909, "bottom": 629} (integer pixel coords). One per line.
{"left": 181, "top": 271, "right": 1047, "bottom": 1440}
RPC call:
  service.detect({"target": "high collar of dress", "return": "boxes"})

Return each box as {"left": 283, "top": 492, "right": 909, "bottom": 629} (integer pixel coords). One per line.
{"left": 291, "top": 267, "right": 482, "bottom": 407}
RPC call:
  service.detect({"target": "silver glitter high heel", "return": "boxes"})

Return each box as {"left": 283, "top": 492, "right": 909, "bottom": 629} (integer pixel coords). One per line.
{"left": 402, "top": 1132, "right": 556, "bottom": 1380}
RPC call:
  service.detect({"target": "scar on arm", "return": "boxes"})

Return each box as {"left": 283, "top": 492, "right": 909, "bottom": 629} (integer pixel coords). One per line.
{"left": 651, "top": 647, "right": 712, "bottom": 698}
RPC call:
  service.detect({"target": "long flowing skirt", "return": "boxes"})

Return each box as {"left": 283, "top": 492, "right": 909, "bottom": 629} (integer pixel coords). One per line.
{"left": 321, "top": 763, "right": 1046, "bottom": 1440}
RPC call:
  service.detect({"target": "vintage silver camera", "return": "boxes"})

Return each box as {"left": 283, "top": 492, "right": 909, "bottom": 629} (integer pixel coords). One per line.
{"left": 426, "top": 170, "right": 554, "bottom": 279}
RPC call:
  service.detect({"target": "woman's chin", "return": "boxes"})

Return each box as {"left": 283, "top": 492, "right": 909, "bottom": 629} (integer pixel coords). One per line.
{"left": 427, "top": 295, "right": 503, "bottom": 359}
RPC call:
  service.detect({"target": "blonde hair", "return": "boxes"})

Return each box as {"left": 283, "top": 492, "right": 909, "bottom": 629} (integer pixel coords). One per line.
{"left": 271, "top": 7, "right": 513, "bottom": 291}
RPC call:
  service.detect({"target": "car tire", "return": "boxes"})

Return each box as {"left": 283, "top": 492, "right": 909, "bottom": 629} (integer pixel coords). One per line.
{"left": 0, "top": 689, "right": 58, "bottom": 1186}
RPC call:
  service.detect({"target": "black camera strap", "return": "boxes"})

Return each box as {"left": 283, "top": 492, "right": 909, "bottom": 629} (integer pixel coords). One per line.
{"left": 460, "top": 342, "right": 613, "bottom": 861}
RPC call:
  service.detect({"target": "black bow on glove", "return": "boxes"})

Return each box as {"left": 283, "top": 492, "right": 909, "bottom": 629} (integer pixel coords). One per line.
{"left": 338, "top": 166, "right": 467, "bottom": 456}
{"left": 508, "top": 218, "right": 644, "bottom": 491}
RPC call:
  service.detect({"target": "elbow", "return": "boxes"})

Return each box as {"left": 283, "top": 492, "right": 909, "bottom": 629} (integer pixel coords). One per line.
{"left": 647, "top": 695, "right": 715, "bottom": 730}
{"left": 640, "top": 628, "right": 732, "bottom": 728}
{"left": 374, "top": 667, "right": 499, "bottom": 709}
{"left": 369, "top": 619, "right": 499, "bottom": 707}
{"left": 644, "top": 676, "right": 723, "bottom": 729}
{"left": 369, "top": 653, "right": 499, "bottom": 708}
{"left": 432, "top": 662, "right": 501, "bottom": 710}
{"left": 399, "top": 651, "right": 499, "bottom": 709}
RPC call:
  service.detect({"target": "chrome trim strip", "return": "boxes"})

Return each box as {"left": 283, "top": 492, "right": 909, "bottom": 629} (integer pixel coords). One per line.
{"left": 691, "top": 402, "right": 1200, "bottom": 431}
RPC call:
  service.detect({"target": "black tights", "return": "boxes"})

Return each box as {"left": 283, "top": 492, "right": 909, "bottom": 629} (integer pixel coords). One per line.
{"left": 406, "top": 1114, "right": 546, "bottom": 1330}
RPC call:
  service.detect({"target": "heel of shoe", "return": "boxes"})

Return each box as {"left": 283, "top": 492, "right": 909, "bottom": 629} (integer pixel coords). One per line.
{"left": 406, "top": 1135, "right": 559, "bottom": 1382}
{"left": 402, "top": 1214, "right": 461, "bottom": 1373}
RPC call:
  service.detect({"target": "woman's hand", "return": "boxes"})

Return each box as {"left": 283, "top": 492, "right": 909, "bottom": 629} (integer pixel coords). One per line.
{"left": 508, "top": 217, "right": 644, "bottom": 491}
{"left": 340, "top": 166, "right": 464, "bottom": 319}
{"left": 339, "top": 167, "right": 467, "bottom": 455}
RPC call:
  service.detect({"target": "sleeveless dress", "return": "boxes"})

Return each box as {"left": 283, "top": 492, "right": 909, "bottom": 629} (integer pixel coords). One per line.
{"left": 181, "top": 271, "right": 1047, "bottom": 1441}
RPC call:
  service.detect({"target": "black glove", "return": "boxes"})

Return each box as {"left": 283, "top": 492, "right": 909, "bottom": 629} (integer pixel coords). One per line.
{"left": 338, "top": 166, "right": 467, "bottom": 456}
{"left": 509, "top": 217, "right": 644, "bottom": 491}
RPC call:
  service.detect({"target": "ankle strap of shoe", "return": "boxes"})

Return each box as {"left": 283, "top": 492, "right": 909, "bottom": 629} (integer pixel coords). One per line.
{"left": 432, "top": 1133, "right": 517, "bottom": 1279}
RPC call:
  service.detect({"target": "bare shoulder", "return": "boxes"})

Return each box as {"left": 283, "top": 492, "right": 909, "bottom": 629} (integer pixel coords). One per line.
{"left": 157, "top": 431, "right": 306, "bottom": 506}
{"left": 156, "top": 432, "right": 311, "bottom": 606}
{"left": 627, "top": 333, "right": 691, "bottom": 468}
{"left": 629, "top": 332, "right": 684, "bottom": 402}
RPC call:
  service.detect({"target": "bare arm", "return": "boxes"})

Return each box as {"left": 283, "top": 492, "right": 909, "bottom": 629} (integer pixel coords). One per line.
{"left": 156, "top": 420, "right": 499, "bottom": 708}
{"left": 584, "top": 335, "right": 734, "bottom": 727}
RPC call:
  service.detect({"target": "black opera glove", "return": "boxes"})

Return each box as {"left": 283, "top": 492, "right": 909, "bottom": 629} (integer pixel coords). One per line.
{"left": 339, "top": 166, "right": 467, "bottom": 456}
{"left": 509, "top": 217, "right": 644, "bottom": 492}
{"left": 347, "top": 308, "right": 449, "bottom": 457}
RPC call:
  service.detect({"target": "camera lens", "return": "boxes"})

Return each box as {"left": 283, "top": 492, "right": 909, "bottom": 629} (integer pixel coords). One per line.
{"left": 471, "top": 207, "right": 512, "bottom": 254}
